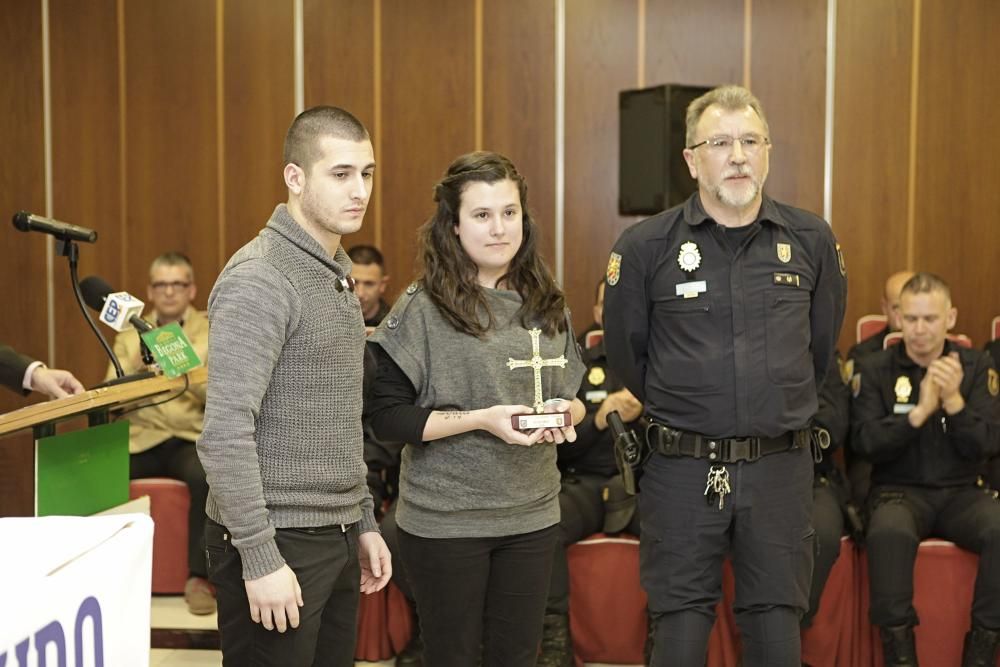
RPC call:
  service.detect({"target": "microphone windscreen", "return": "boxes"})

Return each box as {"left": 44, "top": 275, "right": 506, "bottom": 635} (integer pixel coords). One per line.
{"left": 80, "top": 275, "right": 116, "bottom": 312}
{"left": 12, "top": 211, "right": 30, "bottom": 231}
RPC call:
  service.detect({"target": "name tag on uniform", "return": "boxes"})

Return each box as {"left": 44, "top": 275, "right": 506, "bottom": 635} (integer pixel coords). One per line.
{"left": 893, "top": 403, "right": 915, "bottom": 414}
{"left": 675, "top": 280, "right": 707, "bottom": 298}
{"left": 585, "top": 390, "right": 608, "bottom": 403}
{"left": 773, "top": 272, "right": 800, "bottom": 286}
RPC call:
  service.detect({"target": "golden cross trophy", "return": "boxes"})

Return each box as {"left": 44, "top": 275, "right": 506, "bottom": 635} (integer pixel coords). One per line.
{"left": 506, "top": 328, "right": 571, "bottom": 431}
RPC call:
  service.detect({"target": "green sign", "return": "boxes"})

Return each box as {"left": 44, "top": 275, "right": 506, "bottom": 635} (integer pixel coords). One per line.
{"left": 141, "top": 322, "right": 203, "bottom": 378}
{"left": 36, "top": 421, "right": 130, "bottom": 516}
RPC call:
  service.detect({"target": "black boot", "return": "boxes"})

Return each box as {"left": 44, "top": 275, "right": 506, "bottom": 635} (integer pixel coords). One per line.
{"left": 536, "top": 613, "right": 573, "bottom": 667}
{"left": 962, "top": 626, "right": 1000, "bottom": 667}
{"left": 396, "top": 621, "right": 423, "bottom": 666}
{"left": 879, "top": 624, "right": 918, "bottom": 666}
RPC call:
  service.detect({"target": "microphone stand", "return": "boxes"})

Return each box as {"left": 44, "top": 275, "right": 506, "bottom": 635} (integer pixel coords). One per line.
{"left": 58, "top": 238, "right": 125, "bottom": 378}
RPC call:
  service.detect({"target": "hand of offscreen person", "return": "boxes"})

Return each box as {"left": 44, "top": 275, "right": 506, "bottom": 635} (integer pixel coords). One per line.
{"left": 358, "top": 531, "right": 393, "bottom": 594}
{"left": 479, "top": 404, "right": 547, "bottom": 446}
{"left": 31, "top": 367, "right": 85, "bottom": 399}
{"left": 244, "top": 564, "right": 303, "bottom": 632}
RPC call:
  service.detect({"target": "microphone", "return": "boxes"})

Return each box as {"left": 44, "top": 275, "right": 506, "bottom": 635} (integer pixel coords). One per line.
{"left": 80, "top": 276, "right": 154, "bottom": 333}
{"left": 12, "top": 211, "right": 98, "bottom": 244}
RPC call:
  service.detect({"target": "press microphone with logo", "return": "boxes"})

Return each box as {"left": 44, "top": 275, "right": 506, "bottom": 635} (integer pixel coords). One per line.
{"left": 79, "top": 276, "right": 155, "bottom": 333}
{"left": 12, "top": 211, "right": 98, "bottom": 244}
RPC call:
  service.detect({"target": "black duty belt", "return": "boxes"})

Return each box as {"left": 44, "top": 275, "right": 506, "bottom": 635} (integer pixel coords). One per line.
{"left": 646, "top": 422, "right": 808, "bottom": 463}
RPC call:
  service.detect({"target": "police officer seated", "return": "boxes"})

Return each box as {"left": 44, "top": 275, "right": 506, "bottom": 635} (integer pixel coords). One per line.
{"left": 852, "top": 272, "right": 1000, "bottom": 667}
{"left": 538, "top": 278, "right": 641, "bottom": 667}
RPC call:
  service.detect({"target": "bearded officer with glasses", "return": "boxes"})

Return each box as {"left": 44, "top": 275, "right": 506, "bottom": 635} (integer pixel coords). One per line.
{"left": 603, "top": 85, "right": 846, "bottom": 667}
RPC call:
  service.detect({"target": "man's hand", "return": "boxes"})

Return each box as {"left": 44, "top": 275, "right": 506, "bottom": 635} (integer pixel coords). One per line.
{"left": 595, "top": 389, "right": 642, "bottom": 430}
{"left": 928, "top": 352, "right": 965, "bottom": 414}
{"left": 909, "top": 371, "right": 941, "bottom": 428}
{"left": 244, "top": 564, "right": 303, "bottom": 632}
{"left": 358, "top": 531, "right": 392, "bottom": 594}
{"left": 30, "top": 366, "right": 85, "bottom": 399}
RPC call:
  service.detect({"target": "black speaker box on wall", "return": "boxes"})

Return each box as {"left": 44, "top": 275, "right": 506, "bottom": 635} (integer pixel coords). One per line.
{"left": 619, "top": 83, "right": 712, "bottom": 216}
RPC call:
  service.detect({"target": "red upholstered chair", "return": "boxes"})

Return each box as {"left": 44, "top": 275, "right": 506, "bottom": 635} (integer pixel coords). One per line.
{"left": 354, "top": 582, "right": 414, "bottom": 661}
{"left": 584, "top": 329, "right": 604, "bottom": 350}
{"left": 857, "top": 315, "right": 888, "bottom": 344}
{"left": 129, "top": 478, "right": 189, "bottom": 594}
{"left": 566, "top": 534, "right": 647, "bottom": 666}
{"left": 857, "top": 540, "right": 996, "bottom": 666}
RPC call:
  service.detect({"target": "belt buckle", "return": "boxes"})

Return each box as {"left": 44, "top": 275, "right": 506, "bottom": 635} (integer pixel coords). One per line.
{"left": 730, "top": 437, "right": 759, "bottom": 462}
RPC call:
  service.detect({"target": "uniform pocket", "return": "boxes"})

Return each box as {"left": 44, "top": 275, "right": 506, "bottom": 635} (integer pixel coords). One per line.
{"left": 650, "top": 296, "right": 720, "bottom": 390}
{"left": 764, "top": 288, "right": 812, "bottom": 385}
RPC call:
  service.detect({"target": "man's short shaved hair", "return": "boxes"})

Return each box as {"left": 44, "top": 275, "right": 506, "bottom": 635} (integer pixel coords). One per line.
{"left": 149, "top": 251, "right": 194, "bottom": 281}
{"left": 901, "top": 272, "right": 952, "bottom": 302}
{"left": 283, "top": 106, "right": 370, "bottom": 170}
{"left": 685, "top": 85, "right": 770, "bottom": 148}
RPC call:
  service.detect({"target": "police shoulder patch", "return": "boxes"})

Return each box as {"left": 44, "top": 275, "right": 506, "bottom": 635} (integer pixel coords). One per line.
{"left": 989, "top": 368, "right": 999, "bottom": 397}
{"left": 606, "top": 252, "right": 622, "bottom": 286}
{"left": 836, "top": 243, "right": 847, "bottom": 277}
{"left": 839, "top": 358, "right": 854, "bottom": 386}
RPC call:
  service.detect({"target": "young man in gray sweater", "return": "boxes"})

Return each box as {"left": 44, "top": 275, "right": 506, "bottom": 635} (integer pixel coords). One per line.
{"left": 197, "top": 106, "right": 391, "bottom": 666}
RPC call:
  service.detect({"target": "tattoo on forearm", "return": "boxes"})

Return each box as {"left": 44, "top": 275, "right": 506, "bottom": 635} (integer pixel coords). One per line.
{"left": 441, "top": 411, "right": 471, "bottom": 420}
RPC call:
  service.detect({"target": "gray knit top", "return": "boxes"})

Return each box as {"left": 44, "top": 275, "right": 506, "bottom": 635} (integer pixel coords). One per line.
{"left": 370, "top": 286, "right": 585, "bottom": 539}
{"left": 198, "top": 204, "right": 376, "bottom": 580}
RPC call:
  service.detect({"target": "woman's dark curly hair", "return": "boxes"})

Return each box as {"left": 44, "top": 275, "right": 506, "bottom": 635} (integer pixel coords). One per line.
{"left": 416, "top": 151, "right": 567, "bottom": 338}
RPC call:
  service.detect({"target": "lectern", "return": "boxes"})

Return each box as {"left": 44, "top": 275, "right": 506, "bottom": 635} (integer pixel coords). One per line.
{"left": 0, "top": 367, "right": 207, "bottom": 516}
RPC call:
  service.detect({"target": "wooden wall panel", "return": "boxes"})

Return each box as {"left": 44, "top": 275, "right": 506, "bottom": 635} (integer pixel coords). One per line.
{"left": 644, "top": 0, "right": 743, "bottom": 88}
{"left": 750, "top": 0, "right": 826, "bottom": 215}
{"left": 380, "top": 0, "right": 476, "bottom": 291}
{"left": 564, "top": 0, "right": 639, "bottom": 329}
{"left": 304, "top": 0, "right": 378, "bottom": 253}
{"left": 831, "top": 0, "right": 912, "bottom": 352}
{"left": 0, "top": 0, "right": 46, "bottom": 514}
{"left": 49, "top": 0, "right": 122, "bottom": 388}
{"left": 482, "top": 0, "right": 557, "bottom": 267}
{"left": 913, "top": 0, "right": 1000, "bottom": 345}
{"left": 224, "top": 0, "right": 295, "bottom": 260}
{"left": 123, "top": 0, "right": 218, "bottom": 307}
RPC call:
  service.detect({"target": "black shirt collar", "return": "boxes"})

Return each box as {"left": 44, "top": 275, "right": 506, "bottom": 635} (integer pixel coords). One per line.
{"left": 681, "top": 192, "right": 789, "bottom": 229}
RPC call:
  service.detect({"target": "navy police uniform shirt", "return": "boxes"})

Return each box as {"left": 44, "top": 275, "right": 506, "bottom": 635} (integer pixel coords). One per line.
{"left": 603, "top": 193, "right": 846, "bottom": 440}
{"left": 851, "top": 341, "right": 1000, "bottom": 488}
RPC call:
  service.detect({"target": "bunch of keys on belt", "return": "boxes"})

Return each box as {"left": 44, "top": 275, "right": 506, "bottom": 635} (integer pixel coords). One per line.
{"left": 704, "top": 465, "right": 731, "bottom": 510}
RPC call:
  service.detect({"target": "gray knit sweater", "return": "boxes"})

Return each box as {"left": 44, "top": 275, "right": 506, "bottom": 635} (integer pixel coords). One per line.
{"left": 370, "top": 286, "right": 585, "bottom": 539}
{"left": 198, "top": 204, "right": 376, "bottom": 580}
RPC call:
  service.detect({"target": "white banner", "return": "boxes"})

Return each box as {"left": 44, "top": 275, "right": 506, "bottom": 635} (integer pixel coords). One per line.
{"left": 0, "top": 513, "right": 153, "bottom": 667}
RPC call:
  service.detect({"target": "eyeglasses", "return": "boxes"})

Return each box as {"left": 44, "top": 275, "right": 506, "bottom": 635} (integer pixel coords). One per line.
{"left": 687, "top": 134, "right": 770, "bottom": 156}
{"left": 150, "top": 281, "right": 191, "bottom": 292}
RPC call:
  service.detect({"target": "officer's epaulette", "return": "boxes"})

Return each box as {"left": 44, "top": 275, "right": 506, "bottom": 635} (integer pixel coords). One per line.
{"left": 381, "top": 282, "right": 423, "bottom": 332}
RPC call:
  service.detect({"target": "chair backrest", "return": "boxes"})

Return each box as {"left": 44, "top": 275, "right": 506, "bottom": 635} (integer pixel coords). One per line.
{"left": 857, "top": 314, "right": 888, "bottom": 344}
{"left": 584, "top": 329, "right": 604, "bottom": 350}
{"left": 992, "top": 316, "right": 999, "bottom": 341}
{"left": 883, "top": 332, "right": 973, "bottom": 349}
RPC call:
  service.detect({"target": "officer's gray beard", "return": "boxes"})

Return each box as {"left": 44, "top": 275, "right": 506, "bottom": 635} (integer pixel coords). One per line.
{"left": 714, "top": 176, "right": 760, "bottom": 209}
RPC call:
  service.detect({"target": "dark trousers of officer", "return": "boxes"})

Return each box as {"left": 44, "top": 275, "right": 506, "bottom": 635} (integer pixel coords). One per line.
{"left": 866, "top": 485, "right": 1000, "bottom": 629}
{"left": 130, "top": 436, "right": 209, "bottom": 578}
{"left": 548, "top": 473, "right": 607, "bottom": 614}
{"left": 399, "top": 525, "right": 558, "bottom": 667}
{"left": 205, "top": 518, "right": 361, "bottom": 666}
{"left": 639, "top": 446, "right": 814, "bottom": 667}
{"left": 802, "top": 476, "right": 846, "bottom": 627}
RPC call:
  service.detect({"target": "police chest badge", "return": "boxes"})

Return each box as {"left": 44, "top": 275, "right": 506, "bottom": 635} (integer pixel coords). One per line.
{"left": 776, "top": 242, "right": 792, "bottom": 263}
{"left": 895, "top": 376, "right": 912, "bottom": 403}
{"left": 989, "top": 368, "right": 999, "bottom": 397}
{"left": 677, "top": 242, "right": 701, "bottom": 272}
{"left": 606, "top": 252, "right": 622, "bottom": 286}
{"left": 588, "top": 366, "right": 606, "bottom": 386}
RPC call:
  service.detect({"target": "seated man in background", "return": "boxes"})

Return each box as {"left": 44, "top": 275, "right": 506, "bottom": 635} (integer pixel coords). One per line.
{"left": 849, "top": 270, "right": 915, "bottom": 359}
{"left": 105, "top": 251, "right": 212, "bottom": 615}
{"left": 852, "top": 272, "right": 1000, "bottom": 666}
{"left": 0, "top": 344, "right": 84, "bottom": 399}
{"left": 348, "top": 244, "right": 391, "bottom": 329}
{"left": 538, "top": 278, "right": 642, "bottom": 667}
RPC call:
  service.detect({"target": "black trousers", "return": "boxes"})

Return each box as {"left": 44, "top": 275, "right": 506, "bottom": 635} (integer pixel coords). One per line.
{"left": 639, "top": 446, "right": 814, "bottom": 667}
{"left": 866, "top": 484, "right": 1000, "bottom": 629}
{"left": 802, "top": 474, "right": 846, "bottom": 627}
{"left": 205, "top": 518, "right": 361, "bottom": 666}
{"left": 130, "top": 436, "right": 208, "bottom": 578}
{"left": 399, "top": 524, "right": 559, "bottom": 667}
